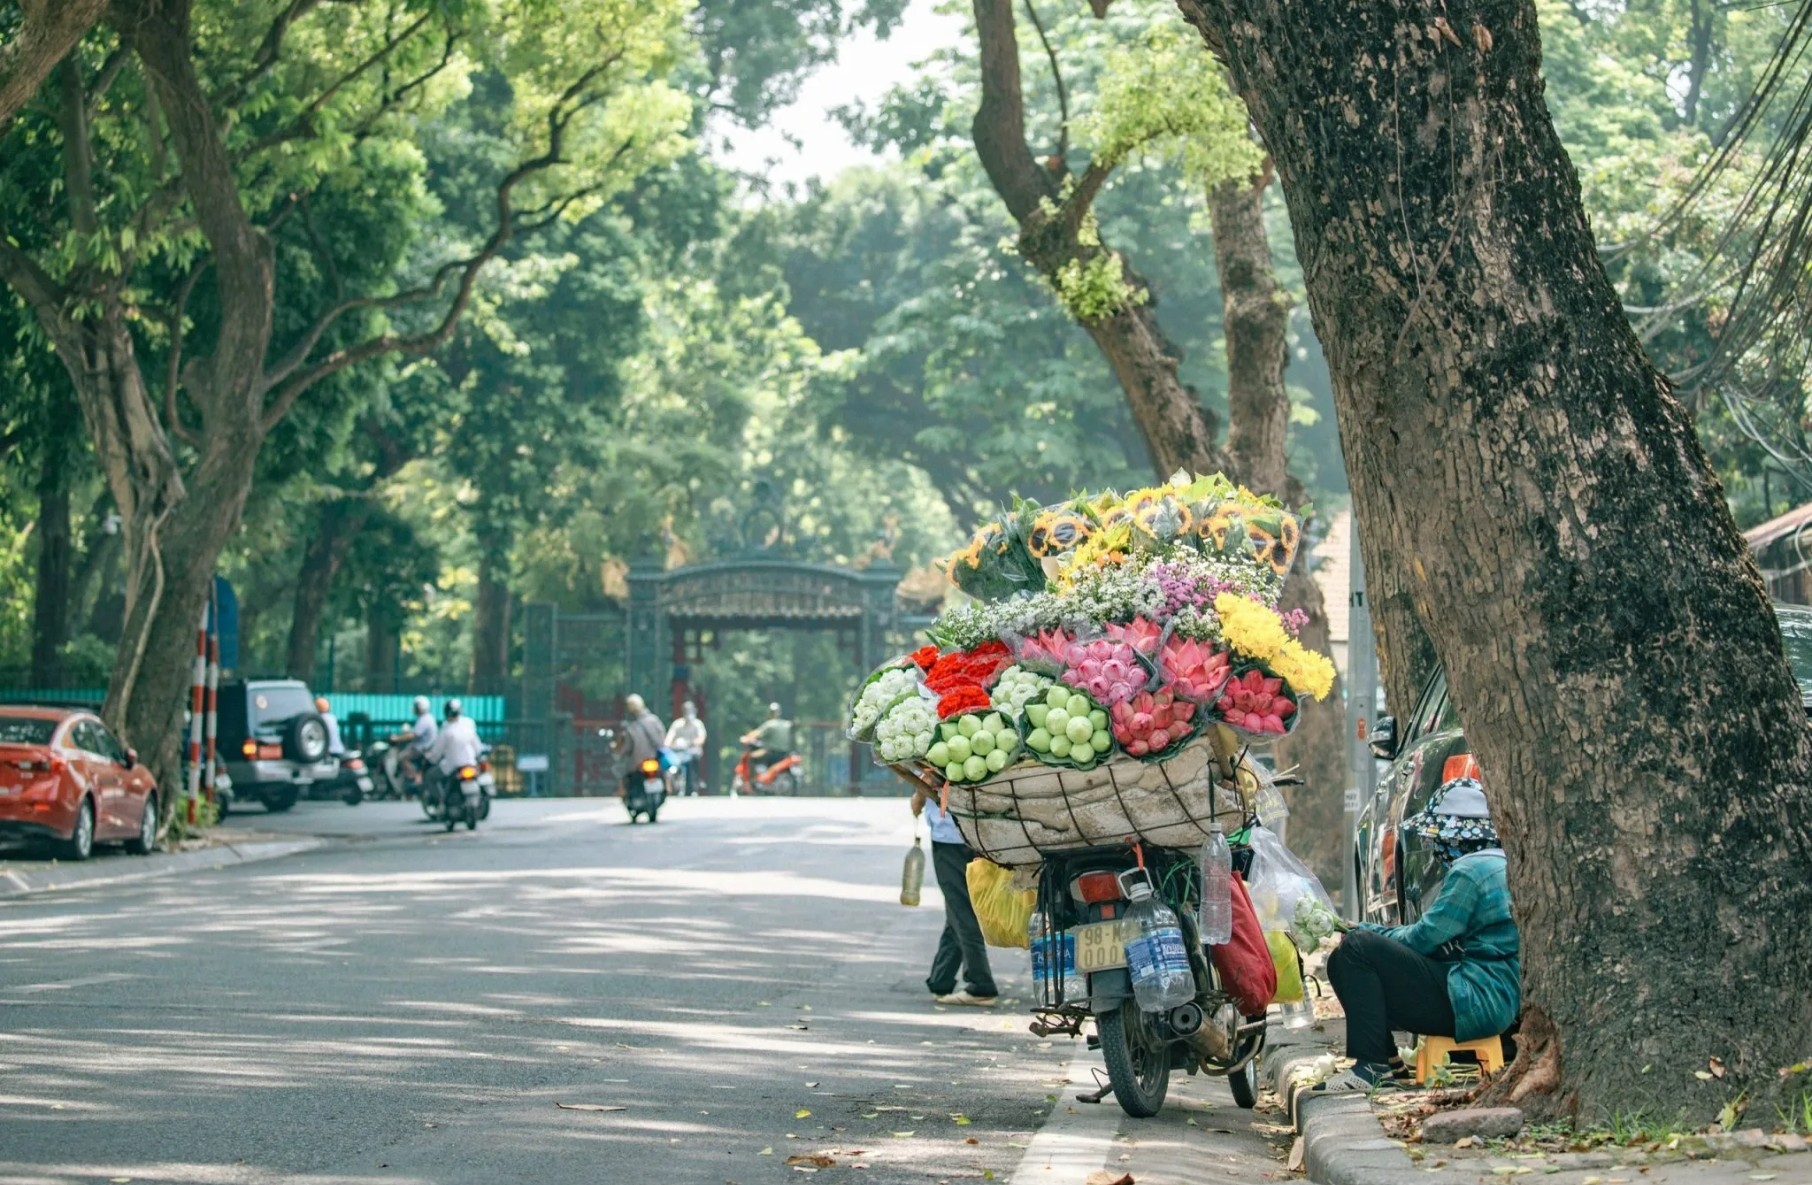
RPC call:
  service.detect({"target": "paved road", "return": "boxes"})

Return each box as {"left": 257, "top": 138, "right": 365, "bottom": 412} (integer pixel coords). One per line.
{"left": 0, "top": 798, "right": 1290, "bottom": 1184}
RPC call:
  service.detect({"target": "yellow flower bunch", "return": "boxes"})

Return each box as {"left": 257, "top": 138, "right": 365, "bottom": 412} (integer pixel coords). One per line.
{"left": 1214, "top": 592, "right": 1291, "bottom": 660}
{"left": 1270, "top": 639, "right": 1336, "bottom": 701}
{"left": 1213, "top": 592, "right": 1336, "bottom": 701}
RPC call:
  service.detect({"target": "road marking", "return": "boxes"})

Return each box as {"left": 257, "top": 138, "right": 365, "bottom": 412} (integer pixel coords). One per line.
{"left": 8, "top": 972, "right": 139, "bottom": 993}
{"left": 1008, "top": 1042, "right": 1121, "bottom": 1183}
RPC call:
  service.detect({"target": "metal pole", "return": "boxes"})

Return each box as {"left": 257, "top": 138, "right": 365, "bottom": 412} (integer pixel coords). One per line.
{"left": 1343, "top": 512, "right": 1379, "bottom": 920}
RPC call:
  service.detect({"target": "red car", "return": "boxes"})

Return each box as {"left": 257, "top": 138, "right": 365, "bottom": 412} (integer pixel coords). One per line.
{"left": 0, "top": 706, "right": 158, "bottom": 861}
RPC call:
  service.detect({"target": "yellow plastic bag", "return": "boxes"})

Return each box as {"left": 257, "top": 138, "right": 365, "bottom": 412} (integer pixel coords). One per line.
{"left": 967, "top": 858, "right": 1035, "bottom": 948}
{"left": 1268, "top": 930, "right": 1305, "bottom": 1003}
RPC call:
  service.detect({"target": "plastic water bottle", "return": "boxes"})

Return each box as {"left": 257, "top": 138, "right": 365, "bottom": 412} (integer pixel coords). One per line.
{"left": 1029, "top": 909, "right": 1052, "bottom": 1001}
{"left": 900, "top": 838, "right": 925, "bottom": 907}
{"left": 1199, "top": 824, "right": 1233, "bottom": 945}
{"left": 1122, "top": 879, "right": 1196, "bottom": 1012}
{"left": 1029, "top": 911, "right": 1087, "bottom": 1006}
{"left": 1060, "top": 930, "right": 1086, "bottom": 1004}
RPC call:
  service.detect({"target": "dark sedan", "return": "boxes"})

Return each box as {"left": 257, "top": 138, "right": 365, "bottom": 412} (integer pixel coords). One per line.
{"left": 1355, "top": 602, "right": 1812, "bottom": 925}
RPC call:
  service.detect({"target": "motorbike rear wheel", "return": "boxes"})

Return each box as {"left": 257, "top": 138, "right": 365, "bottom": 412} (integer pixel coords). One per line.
{"left": 1098, "top": 1000, "right": 1171, "bottom": 1118}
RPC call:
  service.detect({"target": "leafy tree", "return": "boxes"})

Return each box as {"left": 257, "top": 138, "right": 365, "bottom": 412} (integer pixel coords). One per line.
{"left": 1174, "top": 0, "right": 1812, "bottom": 1121}
{"left": 0, "top": 0, "right": 693, "bottom": 799}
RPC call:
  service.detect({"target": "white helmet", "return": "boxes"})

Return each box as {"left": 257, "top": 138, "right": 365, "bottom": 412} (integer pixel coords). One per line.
{"left": 412, "top": 696, "right": 430, "bottom": 715}
{"left": 445, "top": 698, "right": 463, "bottom": 719}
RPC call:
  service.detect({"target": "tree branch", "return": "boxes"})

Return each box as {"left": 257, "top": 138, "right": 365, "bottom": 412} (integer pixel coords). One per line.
{"left": 970, "top": 0, "right": 1057, "bottom": 223}
{"left": 0, "top": 0, "right": 109, "bottom": 134}
{"left": 0, "top": 231, "right": 73, "bottom": 321}
{"left": 1020, "top": 0, "right": 1069, "bottom": 162}
{"left": 160, "top": 266, "right": 202, "bottom": 449}
{"left": 218, "top": 0, "right": 327, "bottom": 109}
{"left": 57, "top": 60, "right": 100, "bottom": 236}
{"left": 235, "top": 10, "right": 433, "bottom": 161}
{"left": 85, "top": 42, "right": 131, "bottom": 121}
{"left": 257, "top": 79, "right": 627, "bottom": 430}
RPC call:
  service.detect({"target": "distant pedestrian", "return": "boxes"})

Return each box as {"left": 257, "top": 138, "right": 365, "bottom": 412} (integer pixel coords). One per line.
{"left": 665, "top": 701, "right": 707, "bottom": 795}
{"left": 910, "top": 785, "right": 998, "bottom": 1007}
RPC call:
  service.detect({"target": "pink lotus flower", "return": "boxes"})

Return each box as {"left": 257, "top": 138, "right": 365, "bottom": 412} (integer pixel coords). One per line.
{"left": 1061, "top": 637, "right": 1144, "bottom": 706}
{"left": 1107, "top": 617, "right": 1164, "bottom": 657}
{"left": 1110, "top": 688, "right": 1198, "bottom": 755}
{"left": 1159, "top": 637, "right": 1233, "bottom": 703}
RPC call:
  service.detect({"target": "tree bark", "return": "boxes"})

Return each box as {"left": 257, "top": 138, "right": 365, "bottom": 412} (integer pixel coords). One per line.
{"left": 1206, "top": 170, "right": 1349, "bottom": 882}
{"left": 968, "top": 0, "right": 1220, "bottom": 475}
{"left": 286, "top": 499, "right": 367, "bottom": 682}
{"left": 1175, "top": 0, "right": 1812, "bottom": 1121}
{"left": 366, "top": 607, "right": 399, "bottom": 692}
{"left": 0, "top": 0, "right": 107, "bottom": 134}
{"left": 29, "top": 423, "right": 74, "bottom": 687}
{"left": 472, "top": 547, "right": 512, "bottom": 693}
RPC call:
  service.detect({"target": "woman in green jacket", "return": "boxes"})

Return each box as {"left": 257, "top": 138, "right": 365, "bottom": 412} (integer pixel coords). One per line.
{"left": 1327, "top": 778, "right": 1520, "bottom": 1087}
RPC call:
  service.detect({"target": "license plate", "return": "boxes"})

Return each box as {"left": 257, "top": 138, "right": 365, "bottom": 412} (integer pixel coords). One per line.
{"left": 643, "top": 777, "right": 663, "bottom": 794}
{"left": 1074, "top": 920, "right": 1142, "bottom": 973}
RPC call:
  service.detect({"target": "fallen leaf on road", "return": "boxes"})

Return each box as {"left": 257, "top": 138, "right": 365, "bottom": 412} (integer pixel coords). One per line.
{"left": 1710, "top": 1057, "right": 1726, "bottom": 1079}
{"left": 758, "top": 1147, "right": 774, "bottom": 1156}
{"left": 1750, "top": 1176, "right": 1778, "bottom": 1182}
{"left": 556, "top": 1103, "right": 626, "bottom": 1112}
{"left": 891, "top": 1131, "right": 915, "bottom": 1138}
{"left": 785, "top": 1155, "right": 836, "bottom": 1168}
{"left": 1084, "top": 1173, "right": 1133, "bottom": 1185}
{"left": 796, "top": 1109, "right": 813, "bottom": 1119}
{"left": 965, "top": 1137, "right": 979, "bottom": 1145}
{"left": 789, "top": 1023, "right": 810, "bottom": 1031}
{"left": 1694, "top": 1071, "right": 1715, "bottom": 1080}
{"left": 1288, "top": 1138, "right": 1305, "bottom": 1172}
{"left": 805, "top": 1081, "right": 820, "bottom": 1088}
{"left": 861, "top": 1112, "right": 880, "bottom": 1119}
{"left": 953, "top": 1115, "right": 972, "bottom": 1125}
{"left": 1455, "top": 1137, "right": 1477, "bottom": 1149}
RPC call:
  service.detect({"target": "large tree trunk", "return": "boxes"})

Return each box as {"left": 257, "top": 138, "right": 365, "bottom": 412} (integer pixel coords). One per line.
{"left": 472, "top": 548, "right": 512, "bottom": 693}
{"left": 969, "top": 0, "right": 1220, "bottom": 475}
{"left": 1207, "top": 171, "right": 1349, "bottom": 882}
{"left": 1176, "top": 0, "right": 1812, "bottom": 1121}
{"left": 28, "top": 401, "right": 78, "bottom": 687}
{"left": 286, "top": 499, "right": 366, "bottom": 681}
{"left": 0, "top": 0, "right": 106, "bottom": 133}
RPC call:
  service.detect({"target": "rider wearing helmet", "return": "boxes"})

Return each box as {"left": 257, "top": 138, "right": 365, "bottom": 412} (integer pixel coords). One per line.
{"left": 425, "top": 698, "right": 482, "bottom": 779}
{"left": 391, "top": 696, "right": 439, "bottom": 789}
{"left": 315, "top": 696, "right": 346, "bottom": 758}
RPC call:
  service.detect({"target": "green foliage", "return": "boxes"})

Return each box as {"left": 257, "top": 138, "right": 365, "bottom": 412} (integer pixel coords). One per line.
{"left": 1053, "top": 249, "right": 1145, "bottom": 321}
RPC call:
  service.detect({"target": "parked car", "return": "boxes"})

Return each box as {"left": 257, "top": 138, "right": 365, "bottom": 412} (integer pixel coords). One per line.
{"left": 1356, "top": 602, "right": 1812, "bottom": 926}
{"left": 0, "top": 705, "right": 158, "bottom": 860}
{"left": 216, "top": 679, "right": 335, "bottom": 813}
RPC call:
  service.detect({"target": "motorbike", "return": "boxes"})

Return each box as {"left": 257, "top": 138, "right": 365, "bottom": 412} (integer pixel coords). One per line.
{"left": 624, "top": 755, "right": 669, "bottom": 823}
{"left": 1027, "top": 841, "right": 1268, "bottom": 1118}
{"left": 365, "top": 738, "right": 420, "bottom": 801}
{"left": 421, "top": 750, "right": 496, "bottom": 823}
{"left": 731, "top": 741, "right": 802, "bottom": 796}
{"left": 315, "top": 750, "right": 374, "bottom": 805}
{"left": 439, "top": 762, "right": 487, "bottom": 832}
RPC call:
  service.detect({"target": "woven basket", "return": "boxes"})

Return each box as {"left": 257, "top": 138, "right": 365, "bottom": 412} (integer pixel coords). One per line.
{"left": 917, "top": 733, "right": 1249, "bottom": 869}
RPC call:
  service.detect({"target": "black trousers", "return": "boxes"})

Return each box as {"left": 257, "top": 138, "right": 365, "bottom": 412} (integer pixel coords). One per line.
{"left": 1326, "top": 928, "right": 1456, "bottom": 1064}
{"left": 927, "top": 840, "right": 998, "bottom": 997}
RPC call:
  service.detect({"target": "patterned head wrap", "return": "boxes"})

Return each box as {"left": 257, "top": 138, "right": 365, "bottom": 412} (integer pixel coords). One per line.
{"left": 1403, "top": 776, "right": 1499, "bottom": 862}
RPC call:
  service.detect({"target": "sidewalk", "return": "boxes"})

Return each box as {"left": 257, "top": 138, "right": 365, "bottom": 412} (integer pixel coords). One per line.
{"left": 1266, "top": 1018, "right": 1812, "bottom": 1185}
{"left": 0, "top": 831, "right": 328, "bottom": 899}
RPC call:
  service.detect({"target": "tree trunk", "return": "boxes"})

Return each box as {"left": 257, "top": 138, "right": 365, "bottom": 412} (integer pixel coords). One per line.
{"left": 472, "top": 548, "right": 512, "bottom": 693}
{"left": 29, "top": 407, "right": 76, "bottom": 687}
{"left": 1176, "top": 0, "right": 1812, "bottom": 1121}
{"left": 968, "top": 0, "right": 1221, "bottom": 476}
{"left": 1206, "top": 170, "right": 1349, "bottom": 882}
{"left": 286, "top": 499, "right": 366, "bottom": 682}
{"left": 0, "top": 0, "right": 107, "bottom": 133}
{"left": 367, "top": 608, "right": 399, "bottom": 692}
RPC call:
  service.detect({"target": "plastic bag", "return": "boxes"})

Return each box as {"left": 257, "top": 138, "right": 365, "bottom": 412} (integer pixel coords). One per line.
{"left": 1208, "top": 873, "right": 1277, "bottom": 1015}
{"left": 1267, "top": 929, "right": 1305, "bottom": 1003}
{"left": 1244, "top": 824, "right": 1338, "bottom": 949}
{"left": 901, "top": 838, "right": 925, "bottom": 907}
{"left": 967, "top": 858, "right": 1035, "bottom": 948}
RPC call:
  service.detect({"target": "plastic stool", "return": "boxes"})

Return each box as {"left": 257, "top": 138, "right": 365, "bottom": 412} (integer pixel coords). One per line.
{"left": 1415, "top": 1034, "right": 1506, "bottom": 1084}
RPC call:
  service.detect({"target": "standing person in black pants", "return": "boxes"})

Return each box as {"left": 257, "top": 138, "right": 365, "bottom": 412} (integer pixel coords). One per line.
{"left": 911, "top": 786, "right": 998, "bottom": 1007}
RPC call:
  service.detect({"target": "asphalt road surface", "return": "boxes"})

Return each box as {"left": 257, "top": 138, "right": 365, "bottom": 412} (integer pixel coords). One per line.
{"left": 0, "top": 798, "right": 1290, "bottom": 1184}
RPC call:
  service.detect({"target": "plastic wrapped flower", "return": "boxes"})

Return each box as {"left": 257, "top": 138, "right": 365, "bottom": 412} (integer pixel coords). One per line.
{"left": 990, "top": 665, "right": 1055, "bottom": 718}
{"left": 936, "top": 684, "right": 993, "bottom": 720}
{"left": 1106, "top": 616, "right": 1164, "bottom": 658}
{"left": 1158, "top": 635, "right": 1232, "bottom": 703}
{"left": 875, "top": 696, "right": 937, "bottom": 763}
{"left": 849, "top": 666, "right": 923, "bottom": 739}
{"left": 1213, "top": 592, "right": 1292, "bottom": 662}
{"left": 1109, "top": 689, "right": 1198, "bottom": 758}
{"left": 1268, "top": 638, "right": 1336, "bottom": 701}
{"left": 1060, "top": 637, "right": 1144, "bottom": 707}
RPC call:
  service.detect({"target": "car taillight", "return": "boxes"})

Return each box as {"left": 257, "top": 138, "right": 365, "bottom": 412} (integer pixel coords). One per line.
{"left": 241, "top": 739, "right": 257, "bottom": 758}
{"left": 479, "top": 759, "right": 490, "bottom": 774}
{"left": 1070, "top": 871, "right": 1122, "bottom": 904}
{"left": 1382, "top": 827, "right": 1398, "bottom": 882}
{"left": 11, "top": 755, "right": 64, "bottom": 775}
{"left": 346, "top": 758, "right": 365, "bottom": 771}
{"left": 1441, "top": 754, "right": 1481, "bottom": 783}
{"left": 640, "top": 758, "right": 660, "bottom": 776}
{"left": 458, "top": 766, "right": 478, "bottom": 780}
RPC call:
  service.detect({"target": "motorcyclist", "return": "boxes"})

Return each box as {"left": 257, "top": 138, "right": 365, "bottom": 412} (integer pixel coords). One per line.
{"left": 664, "top": 701, "right": 707, "bottom": 796}
{"left": 619, "top": 694, "right": 667, "bottom": 794}
{"left": 423, "top": 698, "right": 482, "bottom": 806}
{"left": 392, "top": 695, "right": 438, "bottom": 790}
{"left": 743, "top": 702, "right": 793, "bottom": 763}
{"left": 315, "top": 696, "right": 346, "bottom": 758}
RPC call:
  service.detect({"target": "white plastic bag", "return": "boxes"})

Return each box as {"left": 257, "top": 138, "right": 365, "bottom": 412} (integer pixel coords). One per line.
{"left": 1244, "top": 824, "right": 1338, "bottom": 948}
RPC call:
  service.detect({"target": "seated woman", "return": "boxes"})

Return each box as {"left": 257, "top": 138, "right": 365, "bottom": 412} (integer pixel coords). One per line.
{"left": 1327, "top": 777, "right": 1519, "bottom": 1087}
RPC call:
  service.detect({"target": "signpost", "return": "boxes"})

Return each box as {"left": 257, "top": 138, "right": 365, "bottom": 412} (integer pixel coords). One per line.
{"left": 1343, "top": 514, "right": 1380, "bottom": 920}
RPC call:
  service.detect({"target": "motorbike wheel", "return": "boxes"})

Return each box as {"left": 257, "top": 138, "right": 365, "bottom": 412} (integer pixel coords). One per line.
{"left": 444, "top": 811, "right": 458, "bottom": 832}
{"left": 1226, "top": 1022, "right": 1265, "bottom": 1109}
{"left": 647, "top": 804, "right": 660, "bottom": 824}
{"left": 344, "top": 785, "right": 364, "bottom": 806}
{"left": 466, "top": 810, "right": 478, "bottom": 831}
{"left": 478, "top": 792, "right": 491, "bottom": 820}
{"left": 1098, "top": 1001, "right": 1171, "bottom": 1119}
{"left": 775, "top": 771, "right": 799, "bottom": 796}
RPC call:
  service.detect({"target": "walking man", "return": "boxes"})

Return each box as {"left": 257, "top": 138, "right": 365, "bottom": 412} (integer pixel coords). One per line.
{"left": 911, "top": 785, "right": 998, "bottom": 1007}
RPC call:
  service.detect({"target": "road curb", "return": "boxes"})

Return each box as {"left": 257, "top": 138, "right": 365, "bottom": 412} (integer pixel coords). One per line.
{"left": 1262, "top": 1031, "right": 1419, "bottom": 1185}
{"left": 0, "top": 837, "right": 328, "bottom": 900}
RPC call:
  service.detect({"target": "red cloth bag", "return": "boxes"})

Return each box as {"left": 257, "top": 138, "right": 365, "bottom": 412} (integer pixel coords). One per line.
{"left": 1208, "top": 873, "right": 1277, "bottom": 1016}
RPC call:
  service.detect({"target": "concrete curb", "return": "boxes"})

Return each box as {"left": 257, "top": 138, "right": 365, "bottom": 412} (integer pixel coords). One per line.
{"left": 0, "top": 837, "right": 328, "bottom": 900}
{"left": 1262, "top": 1031, "right": 1419, "bottom": 1185}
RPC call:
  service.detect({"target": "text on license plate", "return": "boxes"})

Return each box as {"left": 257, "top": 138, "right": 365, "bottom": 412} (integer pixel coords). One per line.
{"left": 1074, "top": 920, "right": 1142, "bottom": 973}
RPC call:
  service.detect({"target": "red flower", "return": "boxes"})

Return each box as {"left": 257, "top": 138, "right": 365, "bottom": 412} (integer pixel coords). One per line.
{"left": 909, "top": 645, "right": 939, "bottom": 671}
{"left": 937, "top": 686, "right": 992, "bottom": 719}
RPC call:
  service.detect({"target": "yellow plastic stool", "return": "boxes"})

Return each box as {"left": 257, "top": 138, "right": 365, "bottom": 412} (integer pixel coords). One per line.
{"left": 1415, "top": 1035, "right": 1506, "bottom": 1084}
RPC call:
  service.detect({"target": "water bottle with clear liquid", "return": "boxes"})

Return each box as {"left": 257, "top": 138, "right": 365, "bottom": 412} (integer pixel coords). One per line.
{"left": 1122, "top": 878, "right": 1196, "bottom": 1012}
{"left": 1199, "top": 824, "right": 1233, "bottom": 945}
{"left": 1028, "top": 909, "right": 1051, "bottom": 997}
{"left": 1030, "top": 910, "right": 1087, "bottom": 1006}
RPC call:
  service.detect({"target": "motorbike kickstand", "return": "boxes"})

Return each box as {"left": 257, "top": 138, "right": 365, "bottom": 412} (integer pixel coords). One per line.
{"left": 1074, "top": 1067, "right": 1116, "bottom": 1106}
